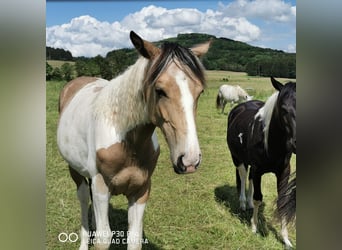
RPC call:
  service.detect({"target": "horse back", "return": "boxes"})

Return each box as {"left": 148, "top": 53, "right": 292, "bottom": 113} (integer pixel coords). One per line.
{"left": 59, "top": 76, "right": 99, "bottom": 114}
{"left": 228, "top": 100, "right": 264, "bottom": 127}
{"left": 227, "top": 100, "right": 264, "bottom": 166}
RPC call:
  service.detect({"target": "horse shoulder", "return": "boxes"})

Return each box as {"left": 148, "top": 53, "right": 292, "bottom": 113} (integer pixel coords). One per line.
{"left": 59, "top": 76, "right": 99, "bottom": 113}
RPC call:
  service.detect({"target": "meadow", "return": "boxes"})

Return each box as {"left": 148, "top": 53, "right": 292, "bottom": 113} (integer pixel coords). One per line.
{"left": 46, "top": 70, "right": 296, "bottom": 249}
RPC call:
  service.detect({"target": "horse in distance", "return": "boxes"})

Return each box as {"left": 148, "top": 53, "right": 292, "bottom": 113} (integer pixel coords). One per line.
{"left": 226, "top": 77, "right": 296, "bottom": 248}
{"left": 57, "top": 31, "right": 211, "bottom": 250}
{"left": 216, "top": 84, "right": 252, "bottom": 113}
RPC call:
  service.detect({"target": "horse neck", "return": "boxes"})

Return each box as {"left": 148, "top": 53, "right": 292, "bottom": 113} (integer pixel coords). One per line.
{"left": 237, "top": 88, "right": 247, "bottom": 98}
{"left": 267, "top": 106, "right": 288, "bottom": 155}
{"left": 94, "top": 57, "right": 150, "bottom": 134}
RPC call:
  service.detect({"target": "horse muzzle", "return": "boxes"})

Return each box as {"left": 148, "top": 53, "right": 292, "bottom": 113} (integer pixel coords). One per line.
{"left": 173, "top": 154, "right": 201, "bottom": 174}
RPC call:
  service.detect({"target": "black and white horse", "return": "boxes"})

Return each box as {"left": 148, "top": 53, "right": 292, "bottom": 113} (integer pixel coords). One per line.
{"left": 226, "top": 77, "right": 296, "bottom": 248}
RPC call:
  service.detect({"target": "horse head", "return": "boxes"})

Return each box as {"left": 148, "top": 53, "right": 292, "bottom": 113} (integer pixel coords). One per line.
{"left": 130, "top": 31, "right": 211, "bottom": 174}
{"left": 271, "top": 77, "right": 296, "bottom": 154}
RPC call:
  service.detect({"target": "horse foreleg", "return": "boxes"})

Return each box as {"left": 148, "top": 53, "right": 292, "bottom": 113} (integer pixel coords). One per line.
{"left": 78, "top": 181, "right": 91, "bottom": 250}
{"left": 91, "top": 173, "right": 111, "bottom": 250}
{"left": 127, "top": 180, "right": 151, "bottom": 250}
{"left": 237, "top": 164, "right": 247, "bottom": 210}
{"left": 251, "top": 174, "right": 262, "bottom": 233}
{"left": 247, "top": 170, "right": 254, "bottom": 209}
{"left": 251, "top": 200, "right": 262, "bottom": 233}
{"left": 69, "top": 166, "right": 90, "bottom": 250}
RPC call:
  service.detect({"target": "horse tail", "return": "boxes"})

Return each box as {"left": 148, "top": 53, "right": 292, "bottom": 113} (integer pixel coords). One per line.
{"left": 277, "top": 172, "right": 296, "bottom": 224}
{"left": 216, "top": 91, "right": 222, "bottom": 109}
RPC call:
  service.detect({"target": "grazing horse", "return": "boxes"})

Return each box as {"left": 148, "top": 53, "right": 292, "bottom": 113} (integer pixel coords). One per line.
{"left": 216, "top": 84, "right": 252, "bottom": 113}
{"left": 226, "top": 77, "right": 296, "bottom": 248}
{"left": 57, "top": 31, "right": 211, "bottom": 250}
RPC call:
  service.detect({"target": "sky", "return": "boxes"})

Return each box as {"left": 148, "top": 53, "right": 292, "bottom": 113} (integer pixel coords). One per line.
{"left": 46, "top": 0, "right": 296, "bottom": 58}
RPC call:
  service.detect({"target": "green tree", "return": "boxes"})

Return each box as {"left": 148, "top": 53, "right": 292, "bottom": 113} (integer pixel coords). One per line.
{"left": 46, "top": 62, "right": 53, "bottom": 80}
{"left": 61, "top": 63, "right": 74, "bottom": 81}
{"left": 51, "top": 67, "right": 63, "bottom": 81}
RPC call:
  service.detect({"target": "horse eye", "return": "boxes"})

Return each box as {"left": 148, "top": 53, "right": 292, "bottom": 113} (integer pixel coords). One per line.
{"left": 155, "top": 88, "right": 167, "bottom": 98}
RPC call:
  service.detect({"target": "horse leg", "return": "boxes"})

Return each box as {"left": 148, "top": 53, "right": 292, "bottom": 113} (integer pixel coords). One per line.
{"left": 237, "top": 164, "right": 247, "bottom": 210}
{"left": 222, "top": 101, "right": 226, "bottom": 113}
{"left": 88, "top": 178, "right": 96, "bottom": 230}
{"left": 91, "top": 173, "right": 111, "bottom": 250}
{"left": 247, "top": 170, "right": 254, "bottom": 209}
{"left": 277, "top": 165, "right": 293, "bottom": 248}
{"left": 127, "top": 180, "right": 151, "bottom": 250}
{"left": 251, "top": 173, "right": 262, "bottom": 233}
{"left": 69, "top": 166, "right": 90, "bottom": 250}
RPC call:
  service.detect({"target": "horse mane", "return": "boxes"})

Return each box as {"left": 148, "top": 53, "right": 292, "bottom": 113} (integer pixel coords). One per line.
{"left": 255, "top": 91, "right": 279, "bottom": 151}
{"left": 94, "top": 57, "right": 150, "bottom": 136}
{"left": 145, "top": 42, "right": 206, "bottom": 88}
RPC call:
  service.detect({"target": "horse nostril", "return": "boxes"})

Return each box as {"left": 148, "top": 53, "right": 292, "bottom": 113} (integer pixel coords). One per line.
{"left": 175, "top": 155, "right": 186, "bottom": 173}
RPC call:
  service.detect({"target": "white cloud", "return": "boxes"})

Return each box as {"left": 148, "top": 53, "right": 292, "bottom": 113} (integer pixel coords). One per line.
{"left": 287, "top": 43, "right": 296, "bottom": 53}
{"left": 218, "top": 0, "right": 296, "bottom": 23}
{"left": 46, "top": 1, "right": 296, "bottom": 57}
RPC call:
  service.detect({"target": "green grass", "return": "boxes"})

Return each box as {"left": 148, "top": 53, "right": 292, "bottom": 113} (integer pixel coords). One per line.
{"left": 46, "top": 71, "right": 296, "bottom": 249}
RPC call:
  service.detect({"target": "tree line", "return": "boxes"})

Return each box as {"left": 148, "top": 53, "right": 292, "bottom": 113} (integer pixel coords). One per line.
{"left": 46, "top": 33, "right": 296, "bottom": 81}
{"left": 46, "top": 48, "right": 137, "bottom": 81}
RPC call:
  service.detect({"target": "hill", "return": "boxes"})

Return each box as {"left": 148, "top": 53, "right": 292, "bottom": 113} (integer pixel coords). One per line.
{"left": 159, "top": 33, "right": 295, "bottom": 78}
{"left": 46, "top": 33, "right": 296, "bottom": 79}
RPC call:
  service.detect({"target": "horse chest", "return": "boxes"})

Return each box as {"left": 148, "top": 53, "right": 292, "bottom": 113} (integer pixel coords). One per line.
{"left": 96, "top": 139, "right": 159, "bottom": 196}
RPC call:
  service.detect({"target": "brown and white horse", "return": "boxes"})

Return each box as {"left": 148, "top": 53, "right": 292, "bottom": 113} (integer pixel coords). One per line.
{"left": 57, "top": 31, "right": 211, "bottom": 250}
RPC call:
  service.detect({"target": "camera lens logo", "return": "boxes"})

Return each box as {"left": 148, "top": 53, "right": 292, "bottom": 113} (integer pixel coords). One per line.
{"left": 58, "top": 232, "right": 79, "bottom": 243}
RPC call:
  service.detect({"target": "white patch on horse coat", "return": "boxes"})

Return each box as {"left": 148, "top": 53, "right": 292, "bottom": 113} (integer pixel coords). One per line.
{"left": 175, "top": 70, "right": 200, "bottom": 166}
{"left": 128, "top": 202, "right": 146, "bottom": 248}
{"left": 94, "top": 118, "right": 124, "bottom": 150}
{"left": 237, "top": 164, "right": 247, "bottom": 211}
{"left": 57, "top": 79, "right": 109, "bottom": 177}
{"left": 151, "top": 131, "right": 159, "bottom": 152}
{"left": 255, "top": 92, "right": 279, "bottom": 151}
{"left": 238, "top": 133, "right": 243, "bottom": 144}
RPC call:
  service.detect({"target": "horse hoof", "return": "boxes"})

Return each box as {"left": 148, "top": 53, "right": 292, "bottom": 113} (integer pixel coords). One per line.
{"left": 284, "top": 238, "right": 293, "bottom": 249}
{"left": 247, "top": 202, "right": 254, "bottom": 209}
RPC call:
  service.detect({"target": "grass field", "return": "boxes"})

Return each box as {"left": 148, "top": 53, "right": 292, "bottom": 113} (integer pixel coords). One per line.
{"left": 46, "top": 71, "right": 296, "bottom": 249}
{"left": 47, "top": 60, "right": 75, "bottom": 68}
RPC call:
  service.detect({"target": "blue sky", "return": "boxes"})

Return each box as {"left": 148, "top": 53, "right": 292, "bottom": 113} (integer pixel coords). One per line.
{"left": 46, "top": 1, "right": 225, "bottom": 26}
{"left": 46, "top": 0, "right": 296, "bottom": 57}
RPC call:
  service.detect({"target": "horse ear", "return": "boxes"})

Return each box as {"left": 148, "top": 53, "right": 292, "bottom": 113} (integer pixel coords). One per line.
{"left": 130, "top": 31, "right": 161, "bottom": 59}
{"left": 271, "top": 76, "right": 284, "bottom": 91}
{"left": 190, "top": 38, "right": 213, "bottom": 58}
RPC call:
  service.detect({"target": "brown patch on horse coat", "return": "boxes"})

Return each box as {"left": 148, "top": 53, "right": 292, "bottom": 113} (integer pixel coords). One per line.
{"left": 59, "top": 76, "right": 98, "bottom": 113}
{"left": 96, "top": 124, "right": 160, "bottom": 201}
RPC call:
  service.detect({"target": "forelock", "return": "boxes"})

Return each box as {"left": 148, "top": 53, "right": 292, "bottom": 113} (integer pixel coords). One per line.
{"left": 144, "top": 42, "right": 206, "bottom": 87}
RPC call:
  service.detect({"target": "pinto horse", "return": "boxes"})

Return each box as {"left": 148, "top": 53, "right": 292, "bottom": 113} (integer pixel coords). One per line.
{"left": 57, "top": 31, "right": 211, "bottom": 250}
{"left": 216, "top": 84, "right": 252, "bottom": 113}
{"left": 226, "top": 77, "right": 296, "bottom": 248}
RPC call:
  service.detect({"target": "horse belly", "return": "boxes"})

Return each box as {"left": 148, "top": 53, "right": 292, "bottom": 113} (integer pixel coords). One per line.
{"left": 57, "top": 83, "right": 105, "bottom": 177}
